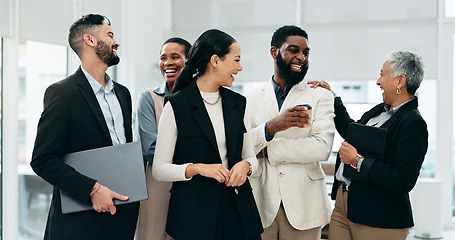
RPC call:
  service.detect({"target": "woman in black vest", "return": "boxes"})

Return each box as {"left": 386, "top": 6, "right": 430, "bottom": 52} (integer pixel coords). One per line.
{"left": 152, "top": 29, "right": 263, "bottom": 240}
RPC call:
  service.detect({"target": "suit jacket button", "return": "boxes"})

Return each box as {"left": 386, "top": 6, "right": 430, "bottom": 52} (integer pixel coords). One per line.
{"left": 234, "top": 188, "right": 239, "bottom": 194}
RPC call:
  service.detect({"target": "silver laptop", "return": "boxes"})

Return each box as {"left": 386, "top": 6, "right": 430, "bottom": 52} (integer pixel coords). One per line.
{"left": 60, "top": 141, "right": 147, "bottom": 214}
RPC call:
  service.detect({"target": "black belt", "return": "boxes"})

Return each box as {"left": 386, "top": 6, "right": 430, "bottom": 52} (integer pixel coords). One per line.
{"left": 339, "top": 181, "right": 349, "bottom": 192}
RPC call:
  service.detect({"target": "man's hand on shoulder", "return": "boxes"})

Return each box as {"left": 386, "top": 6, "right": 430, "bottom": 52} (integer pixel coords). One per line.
{"left": 308, "top": 80, "right": 333, "bottom": 92}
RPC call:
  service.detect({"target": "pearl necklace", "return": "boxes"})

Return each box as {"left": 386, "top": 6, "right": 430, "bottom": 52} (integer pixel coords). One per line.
{"left": 202, "top": 91, "right": 221, "bottom": 105}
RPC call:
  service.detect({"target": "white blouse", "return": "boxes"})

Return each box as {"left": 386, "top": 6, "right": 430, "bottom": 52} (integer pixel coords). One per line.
{"left": 152, "top": 91, "right": 258, "bottom": 182}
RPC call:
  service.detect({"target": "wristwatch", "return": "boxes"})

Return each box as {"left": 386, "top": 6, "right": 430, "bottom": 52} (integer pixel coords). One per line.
{"left": 350, "top": 154, "right": 362, "bottom": 169}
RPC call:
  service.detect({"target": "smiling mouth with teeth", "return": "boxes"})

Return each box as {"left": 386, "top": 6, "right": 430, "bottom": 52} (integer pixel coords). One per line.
{"left": 291, "top": 64, "right": 302, "bottom": 69}
{"left": 165, "top": 69, "right": 177, "bottom": 74}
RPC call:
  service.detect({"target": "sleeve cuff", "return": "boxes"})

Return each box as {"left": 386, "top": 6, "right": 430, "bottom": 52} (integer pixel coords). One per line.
{"left": 244, "top": 157, "right": 258, "bottom": 176}
{"left": 182, "top": 163, "right": 194, "bottom": 181}
{"left": 264, "top": 122, "right": 274, "bottom": 142}
{"left": 359, "top": 156, "right": 375, "bottom": 179}
{"left": 356, "top": 155, "right": 365, "bottom": 172}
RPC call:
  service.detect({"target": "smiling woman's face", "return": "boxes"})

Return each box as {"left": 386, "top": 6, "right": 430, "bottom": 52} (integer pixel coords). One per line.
{"left": 159, "top": 42, "right": 187, "bottom": 84}
{"left": 214, "top": 42, "right": 243, "bottom": 88}
{"left": 376, "top": 61, "right": 399, "bottom": 105}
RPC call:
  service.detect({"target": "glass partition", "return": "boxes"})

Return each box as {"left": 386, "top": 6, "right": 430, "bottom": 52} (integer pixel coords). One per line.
{"left": 452, "top": 34, "right": 455, "bottom": 216}
{"left": 446, "top": 0, "right": 455, "bottom": 18}
{"left": 0, "top": 37, "right": 3, "bottom": 240}
{"left": 17, "top": 40, "right": 67, "bottom": 239}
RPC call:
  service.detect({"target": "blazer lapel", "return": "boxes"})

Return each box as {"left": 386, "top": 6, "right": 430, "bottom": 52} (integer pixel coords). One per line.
{"left": 188, "top": 82, "right": 219, "bottom": 153}
{"left": 114, "top": 82, "right": 132, "bottom": 142}
{"left": 357, "top": 103, "right": 385, "bottom": 125}
{"left": 358, "top": 97, "right": 419, "bottom": 128}
{"left": 380, "top": 97, "right": 419, "bottom": 129}
{"left": 281, "top": 83, "right": 305, "bottom": 110}
{"left": 220, "top": 87, "right": 240, "bottom": 168}
{"left": 75, "top": 68, "right": 112, "bottom": 144}
{"left": 262, "top": 81, "right": 280, "bottom": 119}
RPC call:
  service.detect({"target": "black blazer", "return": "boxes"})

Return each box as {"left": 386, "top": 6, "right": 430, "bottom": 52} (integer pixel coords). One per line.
{"left": 31, "top": 67, "right": 139, "bottom": 240}
{"left": 330, "top": 96, "right": 428, "bottom": 229}
{"left": 165, "top": 81, "right": 263, "bottom": 240}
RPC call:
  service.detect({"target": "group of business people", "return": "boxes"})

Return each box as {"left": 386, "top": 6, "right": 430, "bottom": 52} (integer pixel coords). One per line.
{"left": 30, "top": 13, "right": 428, "bottom": 240}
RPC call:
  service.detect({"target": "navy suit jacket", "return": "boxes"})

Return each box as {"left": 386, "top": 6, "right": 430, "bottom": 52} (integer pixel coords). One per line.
{"left": 31, "top": 67, "right": 139, "bottom": 240}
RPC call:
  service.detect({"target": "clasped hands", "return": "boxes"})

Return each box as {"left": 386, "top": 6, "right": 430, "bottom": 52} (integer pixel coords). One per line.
{"left": 90, "top": 182, "right": 128, "bottom": 215}
{"left": 186, "top": 160, "right": 251, "bottom": 187}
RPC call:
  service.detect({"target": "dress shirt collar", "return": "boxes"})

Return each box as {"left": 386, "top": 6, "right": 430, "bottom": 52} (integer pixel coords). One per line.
{"left": 383, "top": 97, "right": 414, "bottom": 114}
{"left": 271, "top": 76, "right": 293, "bottom": 98}
{"left": 153, "top": 82, "right": 171, "bottom": 97}
{"left": 81, "top": 65, "right": 114, "bottom": 94}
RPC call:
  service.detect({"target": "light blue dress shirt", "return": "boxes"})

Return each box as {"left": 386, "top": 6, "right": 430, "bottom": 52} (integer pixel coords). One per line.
{"left": 81, "top": 66, "right": 126, "bottom": 145}
{"left": 136, "top": 83, "right": 170, "bottom": 164}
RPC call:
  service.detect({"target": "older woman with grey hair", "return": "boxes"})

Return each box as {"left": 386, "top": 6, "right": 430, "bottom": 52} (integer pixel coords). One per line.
{"left": 309, "top": 51, "right": 428, "bottom": 240}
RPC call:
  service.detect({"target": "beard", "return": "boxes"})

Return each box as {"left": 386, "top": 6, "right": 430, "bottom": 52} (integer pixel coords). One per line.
{"left": 276, "top": 51, "right": 308, "bottom": 86}
{"left": 96, "top": 40, "right": 120, "bottom": 67}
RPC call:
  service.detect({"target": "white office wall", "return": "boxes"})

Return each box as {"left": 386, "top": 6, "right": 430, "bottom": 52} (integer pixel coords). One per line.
{"left": 171, "top": 0, "right": 437, "bottom": 84}
{"left": 80, "top": 0, "right": 123, "bottom": 29}
{"left": 16, "top": 0, "right": 124, "bottom": 46}
{"left": 302, "top": 0, "right": 436, "bottom": 22}
{"left": 18, "top": 0, "right": 73, "bottom": 45}
{"left": 0, "top": 0, "right": 12, "bottom": 37}
{"left": 171, "top": 0, "right": 298, "bottom": 83}
{"left": 120, "top": 0, "right": 171, "bottom": 109}
{"left": 306, "top": 23, "right": 437, "bottom": 81}
{"left": 303, "top": 0, "right": 438, "bottom": 81}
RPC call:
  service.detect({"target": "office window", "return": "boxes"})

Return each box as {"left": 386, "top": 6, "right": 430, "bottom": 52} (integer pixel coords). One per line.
{"left": 17, "top": 40, "right": 67, "bottom": 239}
{"left": 0, "top": 37, "right": 3, "bottom": 240}
{"left": 447, "top": 0, "right": 455, "bottom": 18}
{"left": 452, "top": 34, "right": 455, "bottom": 216}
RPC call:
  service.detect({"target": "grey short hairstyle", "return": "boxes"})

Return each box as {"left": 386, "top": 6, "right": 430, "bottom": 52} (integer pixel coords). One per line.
{"left": 384, "top": 51, "right": 425, "bottom": 95}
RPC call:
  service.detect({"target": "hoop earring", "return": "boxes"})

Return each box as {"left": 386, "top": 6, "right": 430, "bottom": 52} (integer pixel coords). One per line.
{"left": 396, "top": 87, "right": 401, "bottom": 95}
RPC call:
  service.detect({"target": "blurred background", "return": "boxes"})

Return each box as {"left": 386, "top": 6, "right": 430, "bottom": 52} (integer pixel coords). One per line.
{"left": 0, "top": 0, "right": 454, "bottom": 239}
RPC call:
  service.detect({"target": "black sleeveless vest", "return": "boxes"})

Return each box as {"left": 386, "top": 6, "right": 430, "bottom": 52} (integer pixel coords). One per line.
{"left": 164, "top": 81, "right": 263, "bottom": 240}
